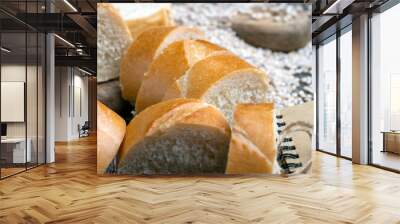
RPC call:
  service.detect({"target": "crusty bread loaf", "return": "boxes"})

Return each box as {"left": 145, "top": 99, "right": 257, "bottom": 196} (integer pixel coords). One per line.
{"left": 97, "top": 3, "right": 132, "bottom": 83}
{"left": 118, "top": 98, "right": 231, "bottom": 175}
{"left": 119, "top": 26, "right": 204, "bottom": 104}
{"left": 97, "top": 101, "right": 126, "bottom": 174}
{"left": 116, "top": 3, "right": 174, "bottom": 40}
{"left": 163, "top": 53, "right": 270, "bottom": 122}
{"left": 135, "top": 39, "right": 226, "bottom": 112}
{"left": 161, "top": 51, "right": 231, "bottom": 101}
{"left": 226, "top": 103, "right": 277, "bottom": 174}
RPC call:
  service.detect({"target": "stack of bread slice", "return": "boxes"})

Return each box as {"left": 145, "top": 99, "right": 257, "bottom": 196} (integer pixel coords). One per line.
{"left": 135, "top": 40, "right": 226, "bottom": 112}
{"left": 98, "top": 99, "right": 283, "bottom": 175}
{"left": 121, "top": 26, "right": 270, "bottom": 123}
{"left": 97, "top": 4, "right": 310, "bottom": 175}
{"left": 118, "top": 98, "right": 231, "bottom": 175}
{"left": 97, "top": 3, "right": 175, "bottom": 83}
{"left": 226, "top": 104, "right": 278, "bottom": 174}
{"left": 120, "top": 26, "right": 205, "bottom": 104}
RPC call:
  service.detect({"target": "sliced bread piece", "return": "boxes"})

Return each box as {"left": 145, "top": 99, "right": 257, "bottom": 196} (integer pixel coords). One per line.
{"left": 113, "top": 3, "right": 174, "bottom": 39}
{"left": 135, "top": 39, "right": 226, "bottom": 112}
{"left": 163, "top": 53, "right": 270, "bottom": 122}
{"left": 162, "top": 51, "right": 233, "bottom": 101}
{"left": 97, "top": 3, "right": 132, "bottom": 83}
{"left": 226, "top": 103, "right": 277, "bottom": 174}
{"left": 118, "top": 98, "right": 231, "bottom": 175}
{"left": 97, "top": 101, "right": 126, "bottom": 174}
{"left": 119, "top": 26, "right": 204, "bottom": 104}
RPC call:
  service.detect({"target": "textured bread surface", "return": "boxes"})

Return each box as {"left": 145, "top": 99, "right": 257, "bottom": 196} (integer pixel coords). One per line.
{"left": 135, "top": 39, "right": 225, "bottom": 112}
{"left": 162, "top": 51, "right": 232, "bottom": 101}
{"left": 97, "top": 101, "right": 126, "bottom": 174}
{"left": 226, "top": 131, "right": 273, "bottom": 174}
{"left": 113, "top": 3, "right": 173, "bottom": 39}
{"left": 202, "top": 68, "right": 270, "bottom": 122}
{"left": 126, "top": 7, "right": 174, "bottom": 39}
{"left": 226, "top": 103, "right": 277, "bottom": 174}
{"left": 162, "top": 81, "right": 184, "bottom": 101}
{"left": 185, "top": 53, "right": 253, "bottom": 98}
{"left": 97, "top": 3, "right": 132, "bottom": 83}
{"left": 119, "top": 26, "right": 204, "bottom": 104}
{"left": 118, "top": 98, "right": 231, "bottom": 174}
{"left": 118, "top": 124, "right": 230, "bottom": 175}
{"left": 162, "top": 53, "right": 270, "bottom": 122}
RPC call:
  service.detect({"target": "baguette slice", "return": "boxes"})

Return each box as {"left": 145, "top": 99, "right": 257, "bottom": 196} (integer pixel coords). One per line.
{"left": 118, "top": 98, "right": 231, "bottom": 175}
{"left": 135, "top": 39, "right": 226, "bottom": 112}
{"left": 97, "top": 3, "right": 132, "bottom": 83}
{"left": 162, "top": 51, "right": 233, "bottom": 101}
{"left": 120, "top": 26, "right": 204, "bottom": 104}
{"left": 97, "top": 101, "right": 126, "bottom": 174}
{"left": 114, "top": 3, "right": 174, "bottom": 39}
{"left": 163, "top": 53, "right": 270, "bottom": 122}
{"left": 226, "top": 103, "right": 277, "bottom": 174}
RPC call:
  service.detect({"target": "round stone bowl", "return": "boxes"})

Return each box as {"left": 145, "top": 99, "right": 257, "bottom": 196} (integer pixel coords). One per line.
{"left": 231, "top": 12, "right": 311, "bottom": 52}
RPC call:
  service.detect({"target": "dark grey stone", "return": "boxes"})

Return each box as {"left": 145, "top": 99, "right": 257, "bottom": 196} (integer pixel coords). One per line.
{"left": 97, "top": 79, "right": 134, "bottom": 122}
{"left": 231, "top": 12, "right": 311, "bottom": 52}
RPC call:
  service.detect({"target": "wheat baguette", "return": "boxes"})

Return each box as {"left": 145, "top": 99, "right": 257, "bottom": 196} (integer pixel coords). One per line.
{"left": 163, "top": 53, "right": 270, "bottom": 122}
{"left": 118, "top": 98, "right": 231, "bottom": 175}
{"left": 135, "top": 39, "right": 226, "bottom": 112}
{"left": 119, "top": 26, "right": 204, "bottom": 104}
{"left": 97, "top": 101, "right": 126, "bottom": 174}
{"left": 226, "top": 103, "right": 277, "bottom": 174}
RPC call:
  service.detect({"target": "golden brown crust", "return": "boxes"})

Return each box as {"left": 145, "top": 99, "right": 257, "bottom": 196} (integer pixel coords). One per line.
{"left": 125, "top": 7, "right": 174, "bottom": 39}
{"left": 120, "top": 26, "right": 177, "bottom": 104}
{"left": 118, "top": 98, "right": 230, "bottom": 164}
{"left": 162, "top": 81, "right": 183, "bottom": 101}
{"left": 179, "top": 106, "right": 231, "bottom": 136}
{"left": 184, "top": 40, "right": 225, "bottom": 65}
{"left": 161, "top": 51, "right": 233, "bottom": 101}
{"left": 135, "top": 39, "right": 225, "bottom": 112}
{"left": 97, "top": 101, "right": 126, "bottom": 174}
{"left": 135, "top": 41, "right": 188, "bottom": 112}
{"left": 185, "top": 53, "right": 253, "bottom": 98}
{"left": 119, "top": 98, "right": 195, "bottom": 161}
{"left": 226, "top": 132, "right": 273, "bottom": 174}
{"left": 225, "top": 103, "right": 276, "bottom": 174}
{"left": 119, "top": 26, "right": 204, "bottom": 104}
{"left": 233, "top": 104, "right": 276, "bottom": 161}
